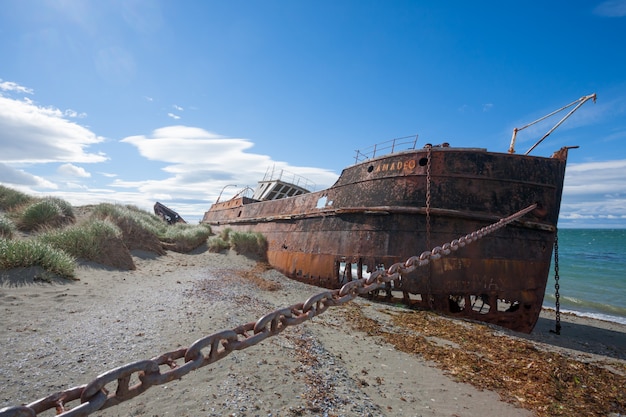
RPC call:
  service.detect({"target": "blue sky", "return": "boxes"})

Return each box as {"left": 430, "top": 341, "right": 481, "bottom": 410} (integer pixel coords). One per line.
{"left": 1, "top": 1, "right": 625, "bottom": 227}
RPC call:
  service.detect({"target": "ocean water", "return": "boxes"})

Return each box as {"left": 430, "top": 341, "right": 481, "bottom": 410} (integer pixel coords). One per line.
{"left": 544, "top": 229, "right": 626, "bottom": 325}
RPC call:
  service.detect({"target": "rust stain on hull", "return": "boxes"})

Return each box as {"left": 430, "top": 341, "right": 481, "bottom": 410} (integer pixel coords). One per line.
{"left": 202, "top": 146, "right": 569, "bottom": 333}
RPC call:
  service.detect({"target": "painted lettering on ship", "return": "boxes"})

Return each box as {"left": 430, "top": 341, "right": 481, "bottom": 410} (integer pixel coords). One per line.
{"left": 372, "top": 159, "right": 416, "bottom": 173}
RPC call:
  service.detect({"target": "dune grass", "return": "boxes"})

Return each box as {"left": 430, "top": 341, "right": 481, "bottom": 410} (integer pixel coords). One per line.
{"left": 91, "top": 203, "right": 164, "bottom": 234}
{"left": 0, "top": 215, "right": 16, "bottom": 239}
{"left": 0, "top": 186, "right": 219, "bottom": 277}
{"left": 38, "top": 219, "right": 122, "bottom": 262}
{"left": 229, "top": 231, "right": 268, "bottom": 260}
{"left": 0, "top": 238, "right": 76, "bottom": 279}
{"left": 18, "top": 198, "right": 76, "bottom": 231}
{"left": 0, "top": 185, "right": 34, "bottom": 210}
{"left": 161, "top": 222, "right": 212, "bottom": 252}
{"left": 0, "top": 187, "right": 75, "bottom": 233}
{"left": 206, "top": 227, "right": 268, "bottom": 259}
{"left": 207, "top": 236, "right": 231, "bottom": 252}
{"left": 91, "top": 203, "right": 211, "bottom": 253}
{"left": 219, "top": 227, "right": 233, "bottom": 241}
{"left": 206, "top": 227, "right": 269, "bottom": 260}
{"left": 207, "top": 227, "right": 232, "bottom": 252}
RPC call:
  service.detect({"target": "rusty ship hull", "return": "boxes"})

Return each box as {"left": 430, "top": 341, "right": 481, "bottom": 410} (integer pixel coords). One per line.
{"left": 202, "top": 146, "right": 569, "bottom": 333}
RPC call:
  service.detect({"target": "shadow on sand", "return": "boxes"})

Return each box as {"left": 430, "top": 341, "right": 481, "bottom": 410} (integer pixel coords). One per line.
{"left": 521, "top": 315, "right": 626, "bottom": 361}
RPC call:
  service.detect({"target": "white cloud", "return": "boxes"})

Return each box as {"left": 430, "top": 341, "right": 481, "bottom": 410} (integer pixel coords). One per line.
{"left": 99, "top": 172, "right": 118, "bottom": 178}
{"left": 58, "top": 163, "right": 91, "bottom": 178}
{"left": 0, "top": 79, "right": 34, "bottom": 95}
{"left": 64, "top": 109, "right": 87, "bottom": 118}
{"left": 173, "top": 104, "right": 183, "bottom": 111}
{"left": 560, "top": 213, "right": 594, "bottom": 220}
{"left": 0, "top": 94, "right": 107, "bottom": 164}
{"left": 118, "top": 126, "right": 339, "bottom": 204}
{"left": 31, "top": 189, "right": 144, "bottom": 209}
{"left": 167, "top": 112, "right": 181, "bottom": 120}
{"left": 0, "top": 163, "right": 57, "bottom": 188}
{"left": 594, "top": 0, "right": 626, "bottom": 17}
{"left": 564, "top": 159, "right": 626, "bottom": 195}
{"left": 64, "top": 182, "right": 89, "bottom": 190}
{"left": 559, "top": 159, "right": 626, "bottom": 226}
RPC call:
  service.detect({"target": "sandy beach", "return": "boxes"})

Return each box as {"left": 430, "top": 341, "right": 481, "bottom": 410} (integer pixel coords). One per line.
{"left": 1, "top": 248, "right": 625, "bottom": 417}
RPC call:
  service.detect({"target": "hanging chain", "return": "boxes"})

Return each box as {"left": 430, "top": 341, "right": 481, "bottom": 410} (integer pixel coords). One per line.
{"left": 425, "top": 144, "right": 433, "bottom": 308}
{"left": 426, "top": 144, "right": 432, "bottom": 248}
{"left": 552, "top": 231, "right": 561, "bottom": 335}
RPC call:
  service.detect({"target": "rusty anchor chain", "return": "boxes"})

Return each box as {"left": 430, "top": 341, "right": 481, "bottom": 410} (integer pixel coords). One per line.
{"left": 0, "top": 203, "right": 538, "bottom": 417}
{"left": 551, "top": 231, "right": 562, "bottom": 335}
{"left": 425, "top": 144, "right": 434, "bottom": 308}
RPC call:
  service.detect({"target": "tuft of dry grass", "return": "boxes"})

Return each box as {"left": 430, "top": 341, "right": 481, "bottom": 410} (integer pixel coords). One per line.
{"left": 229, "top": 231, "right": 268, "bottom": 261}
{"left": 18, "top": 198, "right": 75, "bottom": 232}
{"left": 207, "top": 236, "right": 230, "bottom": 252}
{"left": 0, "top": 185, "right": 34, "bottom": 210}
{"left": 340, "top": 303, "right": 626, "bottom": 417}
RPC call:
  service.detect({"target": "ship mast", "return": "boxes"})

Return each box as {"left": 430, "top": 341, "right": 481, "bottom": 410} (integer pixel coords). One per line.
{"left": 508, "top": 93, "right": 596, "bottom": 155}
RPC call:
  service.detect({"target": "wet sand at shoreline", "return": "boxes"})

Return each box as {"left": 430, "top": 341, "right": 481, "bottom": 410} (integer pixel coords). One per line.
{"left": 1, "top": 248, "right": 625, "bottom": 416}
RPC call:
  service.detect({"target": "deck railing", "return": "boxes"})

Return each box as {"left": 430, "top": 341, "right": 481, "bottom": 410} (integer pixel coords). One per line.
{"left": 261, "top": 166, "right": 316, "bottom": 191}
{"left": 354, "top": 134, "right": 419, "bottom": 164}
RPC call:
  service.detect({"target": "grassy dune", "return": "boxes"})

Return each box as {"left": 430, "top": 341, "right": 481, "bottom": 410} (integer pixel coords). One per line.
{"left": 0, "top": 185, "right": 266, "bottom": 279}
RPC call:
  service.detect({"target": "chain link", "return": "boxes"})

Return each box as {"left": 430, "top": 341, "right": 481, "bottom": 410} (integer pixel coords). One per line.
{"left": 425, "top": 144, "right": 433, "bottom": 308}
{"left": 426, "top": 144, "right": 432, "bottom": 250}
{"left": 552, "top": 231, "right": 561, "bottom": 335}
{"left": 0, "top": 203, "right": 537, "bottom": 417}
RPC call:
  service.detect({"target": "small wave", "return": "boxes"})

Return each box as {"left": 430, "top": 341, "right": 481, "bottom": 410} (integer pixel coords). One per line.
{"left": 543, "top": 295, "right": 626, "bottom": 325}
{"left": 545, "top": 294, "right": 626, "bottom": 315}
{"left": 543, "top": 304, "right": 626, "bottom": 325}
{"left": 559, "top": 295, "right": 584, "bottom": 305}
{"left": 559, "top": 309, "right": 626, "bottom": 326}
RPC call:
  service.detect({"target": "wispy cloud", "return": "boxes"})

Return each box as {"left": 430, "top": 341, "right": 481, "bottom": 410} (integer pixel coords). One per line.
{"left": 99, "top": 172, "right": 118, "bottom": 178}
{"left": 64, "top": 109, "right": 87, "bottom": 118}
{"left": 167, "top": 112, "right": 181, "bottom": 120}
{"left": 173, "top": 104, "right": 183, "bottom": 111}
{"left": 0, "top": 163, "right": 56, "bottom": 188}
{"left": 593, "top": 0, "right": 626, "bottom": 17}
{"left": 0, "top": 94, "right": 106, "bottom": 164}
{"left": 559, "top": 159, "right": 626, "bottom": 226}
{"left": 0, "top": 79, "right": 34, "bottom": 95}
{"left": 565, "top": 159, "right": 626, "bottom": 194}
{"left": 118, "top": 126, "right": 338, "bottom": 204}
{"left": 58, "top": 163, "right": 91, "bottom": 178}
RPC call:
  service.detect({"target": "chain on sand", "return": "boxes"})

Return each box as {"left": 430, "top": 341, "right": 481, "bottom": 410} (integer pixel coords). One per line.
{"left": 0, "top": 204, "right": 537, "bottom": 417}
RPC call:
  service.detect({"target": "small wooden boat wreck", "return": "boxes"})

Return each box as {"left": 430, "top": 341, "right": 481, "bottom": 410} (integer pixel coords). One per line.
{"left": 154, "top": 201, "right": 186, "bottom": 225}
{"left": 201, "top": 94, "right": 596, "bottom": 333}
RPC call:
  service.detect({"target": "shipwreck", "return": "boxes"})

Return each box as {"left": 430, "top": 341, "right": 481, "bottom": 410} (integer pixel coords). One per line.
{"left": 201, "top": 94, "right": 596, "bottom": 333}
